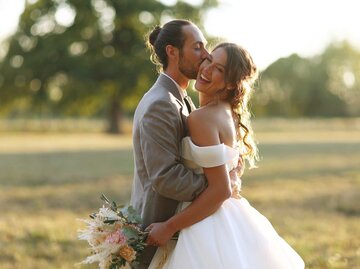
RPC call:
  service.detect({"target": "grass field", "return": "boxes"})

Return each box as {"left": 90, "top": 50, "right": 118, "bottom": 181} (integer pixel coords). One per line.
{"left": 0, "top": 118, "right": 359, "bottom": 269}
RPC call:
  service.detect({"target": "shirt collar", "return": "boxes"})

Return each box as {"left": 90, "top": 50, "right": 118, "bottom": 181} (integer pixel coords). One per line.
{"left": 161, "top": 72, "right": 187, "bottom": 99}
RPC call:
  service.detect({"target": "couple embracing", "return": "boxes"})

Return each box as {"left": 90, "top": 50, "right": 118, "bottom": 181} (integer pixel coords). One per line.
{"left": 130, "top": 19, "right": 305, "bottom": 269}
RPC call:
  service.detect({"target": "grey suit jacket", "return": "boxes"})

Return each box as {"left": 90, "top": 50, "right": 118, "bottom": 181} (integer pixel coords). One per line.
{"left": 130, "top": 74, "right": 207, "bottom": 268}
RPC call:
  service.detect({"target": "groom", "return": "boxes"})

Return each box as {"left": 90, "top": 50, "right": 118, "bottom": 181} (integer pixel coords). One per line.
{"left": 130, "top": 19, "right": 209, "bottom": 268}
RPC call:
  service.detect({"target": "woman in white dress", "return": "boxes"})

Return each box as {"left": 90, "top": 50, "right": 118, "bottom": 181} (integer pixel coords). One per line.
{"left": 146, "top": 42, "right": 305, "bottom": 269}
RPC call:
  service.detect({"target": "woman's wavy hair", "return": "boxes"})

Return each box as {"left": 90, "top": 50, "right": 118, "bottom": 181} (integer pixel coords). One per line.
{"left": 214, "top": 42, "right": 259, "bottom": 168}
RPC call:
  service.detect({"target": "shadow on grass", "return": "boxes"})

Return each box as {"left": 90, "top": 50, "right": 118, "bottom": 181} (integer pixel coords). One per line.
{"left": 258, "top": 142, "right": 360, "bottom": 158}
{"left": 302, "top": 187, "right": 360, "bottom": 217}
{"left": 1, "top": 176, "right": 133, "bottom": 213}
{"left": 0, "top": 148, "right": 134, "bottom": 187}
{"left": 0, "top": 148, "right": 135, "bottom": 213}
{"left": 244, "top": 142, "right": 360, "bottom": 182}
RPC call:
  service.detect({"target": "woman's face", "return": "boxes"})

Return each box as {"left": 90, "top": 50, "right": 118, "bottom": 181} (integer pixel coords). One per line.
{"left": 195, "top": 47, "right": 228, "bottom": 96}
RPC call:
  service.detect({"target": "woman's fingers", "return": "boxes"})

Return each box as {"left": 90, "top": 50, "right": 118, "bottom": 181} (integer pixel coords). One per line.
{"left": 145, "top": 225, "right": 159, "bottom": 246}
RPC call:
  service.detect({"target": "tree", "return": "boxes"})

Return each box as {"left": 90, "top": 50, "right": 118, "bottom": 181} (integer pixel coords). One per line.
{"left": 253, "top": 41, "right": 360, "bottom": 118}
{"left": 320, "top": 41, "right": 360, "bottom": 116}
{"left": 0, "top": 0, "right": 218, "bottom": 133}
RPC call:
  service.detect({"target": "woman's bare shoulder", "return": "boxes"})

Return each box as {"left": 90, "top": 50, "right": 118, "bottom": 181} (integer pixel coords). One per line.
{"left": 193, "top": 102, "right": 228, "bottom": 120}
{"left": 188, "top": 105, "right": 220, "bottom": 127}
{"left": 187, "top": 104, "right": 223, "bottom": 146}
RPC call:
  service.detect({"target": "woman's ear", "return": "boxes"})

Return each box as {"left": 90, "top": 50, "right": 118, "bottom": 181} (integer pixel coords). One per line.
{"left": 226, "top": 83, "right": 236, "bottom": 90}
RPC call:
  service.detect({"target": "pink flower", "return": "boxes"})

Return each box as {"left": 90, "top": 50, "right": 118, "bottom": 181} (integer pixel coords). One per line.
{"left": 105, "top": 230, "right": 127, "bottom": 245}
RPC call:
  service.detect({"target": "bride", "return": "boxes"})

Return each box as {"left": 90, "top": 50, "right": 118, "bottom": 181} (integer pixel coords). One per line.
{"left": 146, "top": 42, "right": 305, "bottom": 269}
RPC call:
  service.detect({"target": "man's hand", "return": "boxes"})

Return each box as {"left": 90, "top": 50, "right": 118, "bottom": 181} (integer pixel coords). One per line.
{"left": 229, "top": 158, "right": 243, "bottom": 184}
{"left": 145, "top": 222, "right": 175, "bottom": 247}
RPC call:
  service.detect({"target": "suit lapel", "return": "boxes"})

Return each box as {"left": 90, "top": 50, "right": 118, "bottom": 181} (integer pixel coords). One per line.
{"left": 156, "top": 74, "right": 189, "bottom": 114}
{"left": 156, "top": 74, "right": 183, "bottom": 100}
{"left": 155, "top": 74, "right": 190, "bottom": 134}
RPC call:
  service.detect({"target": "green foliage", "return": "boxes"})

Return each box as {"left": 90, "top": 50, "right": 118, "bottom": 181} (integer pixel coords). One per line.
{"left": 2, "top": 0, "right": 359, "bottom": 124}
{"left": 120, "top": 205, "right": 143, "bottom": 224}
{"left": 253, "top": 41, "right": 360, "bottom": 117}
{"left": 0, "top": 0, "right": 218, "bottom": 132}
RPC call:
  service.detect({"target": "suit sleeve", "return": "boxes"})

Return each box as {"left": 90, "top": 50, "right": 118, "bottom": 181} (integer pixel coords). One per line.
{"left": 139, "top": 99, "right": 207, "bottom": 201}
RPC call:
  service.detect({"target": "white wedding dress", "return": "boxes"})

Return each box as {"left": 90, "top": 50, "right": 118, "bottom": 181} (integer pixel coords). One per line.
{"left": 149, "top": 137, "right": 305, "bottom": 269}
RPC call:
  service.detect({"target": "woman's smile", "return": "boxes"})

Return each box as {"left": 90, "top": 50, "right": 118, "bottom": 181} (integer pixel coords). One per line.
{"left": 195, "top": 47, "right": 228, "bottom": 96}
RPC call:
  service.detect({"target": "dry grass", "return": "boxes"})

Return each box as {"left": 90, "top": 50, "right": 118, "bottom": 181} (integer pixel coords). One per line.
{"left": 0, "top": 118, "right": 359, "bottom": 269}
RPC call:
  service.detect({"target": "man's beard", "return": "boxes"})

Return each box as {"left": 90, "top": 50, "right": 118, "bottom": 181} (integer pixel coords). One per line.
{"left": 179, "top": 53, "right": 198, "bottom": 79}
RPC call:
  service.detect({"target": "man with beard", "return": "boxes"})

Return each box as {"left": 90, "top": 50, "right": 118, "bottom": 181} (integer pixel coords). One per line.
{"left": 130, "top": 19, "right": 210, "bottom": 269}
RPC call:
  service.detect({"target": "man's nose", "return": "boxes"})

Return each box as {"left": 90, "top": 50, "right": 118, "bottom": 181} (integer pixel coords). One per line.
{"left": 201, "top": 48, "right": 210, "bottom": 59}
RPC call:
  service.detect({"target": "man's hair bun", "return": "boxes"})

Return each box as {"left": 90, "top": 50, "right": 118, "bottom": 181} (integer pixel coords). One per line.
{"left": 148, "top": 26, "right": 162, "bottom": 46}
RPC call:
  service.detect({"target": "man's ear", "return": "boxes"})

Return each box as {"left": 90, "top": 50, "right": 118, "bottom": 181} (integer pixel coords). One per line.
{"left": 165, "top": 45, "right": 179, "bottom": 59}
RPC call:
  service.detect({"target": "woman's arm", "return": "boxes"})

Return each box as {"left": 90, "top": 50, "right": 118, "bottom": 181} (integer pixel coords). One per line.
{"left": 146, "top": 109, "right": 232, "bottom": 246}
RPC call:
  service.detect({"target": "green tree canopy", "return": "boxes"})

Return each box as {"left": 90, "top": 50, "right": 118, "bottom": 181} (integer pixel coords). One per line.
{"left": 253, "top": 41, "right": 360, "bottom": 118}
{"left": 0, "top": 0, "right": 218, "bottom": 133}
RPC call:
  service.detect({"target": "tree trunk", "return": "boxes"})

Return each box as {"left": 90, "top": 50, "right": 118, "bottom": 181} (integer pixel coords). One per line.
{"left": 106, "top": 99, "right": 123, "bottom": 134}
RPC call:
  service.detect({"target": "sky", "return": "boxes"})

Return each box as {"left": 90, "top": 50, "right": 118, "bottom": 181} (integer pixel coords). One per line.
{"left": 0, "top": 0, "right": 359, "bottom": 69}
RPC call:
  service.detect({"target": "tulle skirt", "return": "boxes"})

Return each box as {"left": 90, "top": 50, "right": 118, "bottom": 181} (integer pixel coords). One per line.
{"left": 149, "top": 198, "right": 304, "bottom": 269}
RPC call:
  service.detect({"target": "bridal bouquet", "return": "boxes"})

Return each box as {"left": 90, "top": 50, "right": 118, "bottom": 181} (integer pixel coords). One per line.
{"left": 78, "top": 194, "right": 148, "bottom": 269}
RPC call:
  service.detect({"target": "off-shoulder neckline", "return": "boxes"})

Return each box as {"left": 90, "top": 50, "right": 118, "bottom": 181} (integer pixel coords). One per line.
{"left": 183, "top": 136, "right": 238, "bottom": 153}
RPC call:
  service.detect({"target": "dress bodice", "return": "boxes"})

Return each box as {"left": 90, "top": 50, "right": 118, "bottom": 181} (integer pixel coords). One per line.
{"left": 181, "top": 136, "right": 239, "bottom": 174}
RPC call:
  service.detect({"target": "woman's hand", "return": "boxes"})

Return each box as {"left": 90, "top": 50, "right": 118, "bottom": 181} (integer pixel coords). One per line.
{"left": 145, "top": 222, "right": 176, "bottom": 247}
